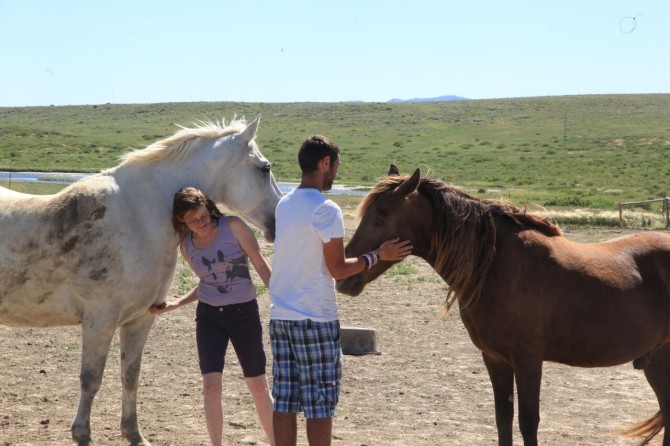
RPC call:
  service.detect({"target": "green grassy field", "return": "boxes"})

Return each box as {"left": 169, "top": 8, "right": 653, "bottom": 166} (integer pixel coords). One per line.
{"left": 1, "top": 94, "right": 669, "bottom": 214}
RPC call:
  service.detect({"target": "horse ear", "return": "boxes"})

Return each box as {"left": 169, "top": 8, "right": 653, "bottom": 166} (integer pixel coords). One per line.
{"left": 239, "top": 115, "right": 261, "bottom": 144}
{"left": 395, "top": 168, "right": 421, "bottom": 197}
{"left": 388, "top": 164, "right": 400, "bottom": 176}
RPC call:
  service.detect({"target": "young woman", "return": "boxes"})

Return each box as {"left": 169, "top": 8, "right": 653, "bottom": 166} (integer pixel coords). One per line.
{"left": 150, "top": 187, "right": 275, "bottom": 446}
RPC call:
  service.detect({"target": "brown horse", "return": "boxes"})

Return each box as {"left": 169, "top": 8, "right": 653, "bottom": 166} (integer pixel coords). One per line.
{"left": 336, "top": 165, "right": 670, "bottom": 446}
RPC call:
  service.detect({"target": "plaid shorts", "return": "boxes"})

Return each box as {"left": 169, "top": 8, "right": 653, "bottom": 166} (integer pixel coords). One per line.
{"left": 270, "top": 319, "right": 342, "bottom": 418}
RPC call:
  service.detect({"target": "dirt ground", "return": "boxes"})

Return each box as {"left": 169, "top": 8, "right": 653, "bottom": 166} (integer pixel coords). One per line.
{"left": 0, "top": 217, "right": 666, "bottom": 445}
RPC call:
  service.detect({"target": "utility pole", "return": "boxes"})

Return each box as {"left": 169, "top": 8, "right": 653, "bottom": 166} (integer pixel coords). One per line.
{"left": 563, "top": 111, "right": 567, "bottom": 151}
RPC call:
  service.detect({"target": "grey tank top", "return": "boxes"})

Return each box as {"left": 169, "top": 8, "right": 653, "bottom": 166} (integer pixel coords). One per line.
{"left": 181, "top": 217, "right": 256, "bottom": 306}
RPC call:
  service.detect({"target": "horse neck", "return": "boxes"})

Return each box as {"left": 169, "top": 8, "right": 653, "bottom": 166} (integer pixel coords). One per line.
{"left": 428, "top": 191, "right": 497, "bottom": 309}
{"left": 100, "top": 164, "right": 189, "bottom": 250}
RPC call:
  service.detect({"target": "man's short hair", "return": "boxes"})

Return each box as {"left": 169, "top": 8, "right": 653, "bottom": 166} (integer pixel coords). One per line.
{"left": 298, "top": 135, "right": 340, "bottom": 174}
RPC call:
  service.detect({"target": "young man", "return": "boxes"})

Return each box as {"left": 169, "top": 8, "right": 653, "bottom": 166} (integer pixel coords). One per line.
{"left": 269, "top": 135, "right": 412, "bottom": 446}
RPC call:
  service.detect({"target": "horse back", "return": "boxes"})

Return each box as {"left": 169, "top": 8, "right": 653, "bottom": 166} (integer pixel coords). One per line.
{"left": 501, "top": 229, "right": 670, "bottom": 286}
{"left": 565, "top": 231, "right": 670, "bottom": 287}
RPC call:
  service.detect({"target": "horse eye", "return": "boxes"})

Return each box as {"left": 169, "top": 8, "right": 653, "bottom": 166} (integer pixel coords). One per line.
{"left": 372, "top": 219, "right": 384, "bottom": 228}
{"left": 261, "top": 164, "right": 271, "bottom": 173}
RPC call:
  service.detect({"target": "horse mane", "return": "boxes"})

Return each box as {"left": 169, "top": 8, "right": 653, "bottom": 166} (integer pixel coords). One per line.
{"left": 119, "top": 117, "right": 248, "bottom": 166}
{"left": 360, "top": 175, "right": 562, "bottom": 311}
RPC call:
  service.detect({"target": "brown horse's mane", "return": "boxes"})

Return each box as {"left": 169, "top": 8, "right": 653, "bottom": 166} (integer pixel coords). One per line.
{"left": 360, "top": 175, "right": 562, "bottom": 311}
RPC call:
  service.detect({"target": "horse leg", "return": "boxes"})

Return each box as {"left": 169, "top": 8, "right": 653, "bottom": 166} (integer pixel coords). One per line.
{"left": 482, "top": 353, "right": 515, "bottom": 446}
{"left": 512, "top": 356, "right": 543, "bottom": 446}
{"left": 119, "top": 313, "right": 155, "bottom": 446}
{"left": 71, "top": 314, "right": 119, "bottom": 445}
{"left": 641, "top": 344, "right": 670, "bottom": 446}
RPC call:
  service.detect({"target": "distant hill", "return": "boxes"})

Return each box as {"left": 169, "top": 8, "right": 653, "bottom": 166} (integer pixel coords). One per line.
{"left": 387, "top": 95, "right": 469, "bottom": 103}
{"left": 3, "top": 94, "right": 668, "bottom": 211}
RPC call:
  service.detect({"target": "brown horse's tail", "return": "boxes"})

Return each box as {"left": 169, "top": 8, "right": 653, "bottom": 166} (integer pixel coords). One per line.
{"left": 620, "top": 411, "right": 664, "bottom": 446}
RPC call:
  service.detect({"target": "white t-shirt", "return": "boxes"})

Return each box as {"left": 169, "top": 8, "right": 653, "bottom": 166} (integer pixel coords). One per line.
{"left": 269, "top": 188, "right": 345, "bottom": 321}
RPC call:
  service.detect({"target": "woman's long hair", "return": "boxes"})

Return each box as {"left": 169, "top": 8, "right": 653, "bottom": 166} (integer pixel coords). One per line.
{"left": 171, "top": 187, "right": 223, "bottom": 239}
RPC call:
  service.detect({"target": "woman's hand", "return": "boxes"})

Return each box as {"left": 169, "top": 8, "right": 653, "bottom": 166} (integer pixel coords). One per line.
{"left": 150, "top": 287, "right": 198, "bottom": 315}
{"left": 148, "top": 300, "right": 183, "bottom": 315}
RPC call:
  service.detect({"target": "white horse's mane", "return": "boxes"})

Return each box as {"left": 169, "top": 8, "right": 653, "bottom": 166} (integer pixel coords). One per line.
{"left": 119, "top": 117, "right": 248, "bottom": 165}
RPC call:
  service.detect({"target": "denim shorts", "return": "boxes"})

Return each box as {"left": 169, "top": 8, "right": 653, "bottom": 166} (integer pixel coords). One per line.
{"left": 195, "top": 299, "right": 266, "bottom": 377}
{"left": 270, "top": 319, "right": 342, "bottom": 418}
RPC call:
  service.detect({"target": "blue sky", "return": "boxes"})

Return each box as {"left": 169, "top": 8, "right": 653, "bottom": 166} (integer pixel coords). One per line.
{"left": 1, "top": 0, "right": 668, "bottom": 106}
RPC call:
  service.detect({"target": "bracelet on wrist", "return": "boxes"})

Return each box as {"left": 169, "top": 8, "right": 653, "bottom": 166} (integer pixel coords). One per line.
{"left": 362, "top": 250, "right": 379, "bottom": 270}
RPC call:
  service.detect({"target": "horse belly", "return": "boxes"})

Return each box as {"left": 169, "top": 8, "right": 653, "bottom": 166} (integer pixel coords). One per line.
{"left": 0, "top": 282, "right": 83, "bottom": 327}
{"left": 469, "top": 281, "right": 668, "bottom": 368}
{"left": 546, "top": 339, "right": 658, "bottom": 368}
{"left": 545, "top": 302, "right": 666, "bottom": 367}
{"left": 0, "top": 251, "right": 84, "bottom": 327}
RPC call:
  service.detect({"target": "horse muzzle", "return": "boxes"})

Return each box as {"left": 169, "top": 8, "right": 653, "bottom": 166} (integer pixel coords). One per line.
{"left": 336, "top": 274, "right": 366, "bottom": 296}
{"left": 264, "top": 218, "right": 276, "bottom": 242}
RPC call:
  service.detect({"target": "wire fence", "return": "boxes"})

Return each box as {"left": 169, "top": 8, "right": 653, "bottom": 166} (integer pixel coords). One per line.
{"left": 618, "top": 197, "right": 670, "bottom": 228}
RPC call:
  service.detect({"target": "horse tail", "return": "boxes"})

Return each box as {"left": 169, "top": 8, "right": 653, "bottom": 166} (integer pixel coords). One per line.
{"left": 620, "top": 410, "right": 664, "bottom": 446}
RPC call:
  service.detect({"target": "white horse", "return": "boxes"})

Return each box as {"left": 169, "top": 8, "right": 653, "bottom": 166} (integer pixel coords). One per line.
{"left": 0, "top": 116, "right": 281, "bottom": 446}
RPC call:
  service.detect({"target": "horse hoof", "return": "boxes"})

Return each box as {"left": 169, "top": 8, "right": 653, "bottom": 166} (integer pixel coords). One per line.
{"left": 72, "top": 431, "right": 92, "bottom": 446}
{"left": 125, "top": 434, "right": 151, "bottom": 446}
